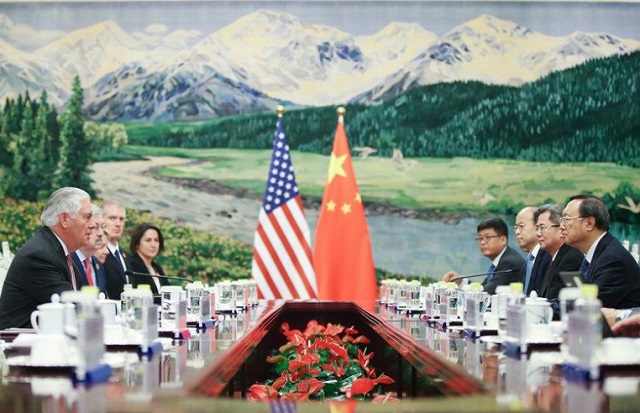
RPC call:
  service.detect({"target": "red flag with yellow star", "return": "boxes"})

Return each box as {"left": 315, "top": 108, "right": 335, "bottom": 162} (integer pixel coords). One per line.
{"left": 313, "top": 108, "right": 377, "bottom": 303}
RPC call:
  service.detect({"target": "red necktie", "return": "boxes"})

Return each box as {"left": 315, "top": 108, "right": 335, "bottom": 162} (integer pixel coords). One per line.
{"left": 66, "top": 254, "right": 77, "bottom": 291}
{"left": 84, "top": 257, "right": 94, "bottom": 286}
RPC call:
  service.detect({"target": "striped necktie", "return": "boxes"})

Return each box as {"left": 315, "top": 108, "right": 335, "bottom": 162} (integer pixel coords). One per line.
{"left": 66, "top": 254, "right": 77, "bottom": 291}
{"left": 580, "top": 258, "right": 590, "bottom": 280}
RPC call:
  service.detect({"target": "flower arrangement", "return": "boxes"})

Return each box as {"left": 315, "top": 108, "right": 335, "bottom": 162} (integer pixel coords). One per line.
{"left": 247, "top": 320, "right": 397, "bottom": 402}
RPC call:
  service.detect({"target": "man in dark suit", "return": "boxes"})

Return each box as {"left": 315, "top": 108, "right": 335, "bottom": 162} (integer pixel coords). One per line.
{"left": 0, "top": 187, "right": 95, "bottom": 329}
{"left": 71, "top": 206, "right": 108, "bottom": 295}
{"left": 534, "top": 204, "right": 584, "bottom": 318}
{"left": 445, "top": 218, "right": 525, "bottom": 295}
{"left": 102, "top": 200, "right": 129, "bottom": 299}
{"left": 514, "top": 206, "right": 552, "bottom": 296}
{"left": 561, "top": 194, "right": 640, "bottom": 309}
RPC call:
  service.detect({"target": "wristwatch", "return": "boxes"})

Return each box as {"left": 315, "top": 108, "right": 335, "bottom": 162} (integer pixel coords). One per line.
{"left": 615, "top": 309, "right": 632, "bottom": 323}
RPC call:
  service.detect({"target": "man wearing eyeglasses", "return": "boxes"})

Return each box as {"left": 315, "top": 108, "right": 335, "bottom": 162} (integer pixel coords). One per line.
{"left": 561, "top": 194, "right": 640, "bottom": 309}
{"left": 102, "top": 200, "right": 129, "bottom": 299}
{"left": 71, "top": 206, "right": 108, "bottom": 296}
{"left": 514, "top": 206, "right": 551, "bottom": 296}
{"left": 444, "top": 217, "right": 524, "bottom": 294}
{"left": 534, "top": 204, "right": 583, "bottom": 312}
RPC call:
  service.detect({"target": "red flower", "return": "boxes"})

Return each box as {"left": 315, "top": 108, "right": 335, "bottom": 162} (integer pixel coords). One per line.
{"left": 374, "top": 374, "right": 394, "bottom": 385}
{"left": 345, "top": 377, "right": 376, "bottom": 395}
{"left": 297, "top": 377, "right": 324, "bottom": 394}
{"left": 303, "top": 320, "right": 326, "bottom": 337}
{"left": 328, "top": 342, "right": 349, "bottom": 362}
{"left": 247, "top": 384, "right": 278, "bottom": 401}
{"left": 256, "top": 320, "right": 394, "bottom": 402}
{"left": 323, "top": 323, "right": 345, "bottom": 337}
{"left": 272, "top": 371, "right": 288, "bottom": 390}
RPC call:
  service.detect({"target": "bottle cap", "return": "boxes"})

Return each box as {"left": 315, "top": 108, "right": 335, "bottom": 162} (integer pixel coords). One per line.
{"left": 81, "top": 285, "right": 99, "bottom": 297}
{"left": 581, "top": 284, "right": 599, "bottom": 298}
{"left": 510, "top": 282, "right": 524, "bottom": 293}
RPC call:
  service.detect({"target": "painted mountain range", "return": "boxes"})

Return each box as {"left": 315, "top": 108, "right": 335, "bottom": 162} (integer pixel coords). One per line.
{"left": 1, "top": 9, "right": 638, "bottom": 122}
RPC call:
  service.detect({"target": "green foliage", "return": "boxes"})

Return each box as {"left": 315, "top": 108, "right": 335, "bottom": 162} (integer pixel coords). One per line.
{"left": 125, "top": 51, "right": 640, "bottom": 167}
{"left": 54, "top": 76, "right": 95, "bottom": 195}
{"left": 602, "top": 181, "right": 640, "bottom": 225}
{"left": 0, "top": 199, "right": 253, "bottom": 284}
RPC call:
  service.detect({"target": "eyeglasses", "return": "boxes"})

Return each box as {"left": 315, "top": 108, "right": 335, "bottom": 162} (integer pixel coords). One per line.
{"left": 513, "top": 223, "right": 527, "bottom": 231}
{"left": 534, "top": 224, "right": 560, "bottom": 232}
{"left": 559, "top": 216, "right": 586, "bottom": 225}
{"left": 475, "top": 235, "right": 501, "bottom": 243}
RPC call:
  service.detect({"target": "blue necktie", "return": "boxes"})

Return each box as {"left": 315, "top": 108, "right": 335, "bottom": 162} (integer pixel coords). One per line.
{"left": 580, "top": 258, "right": 590, "bottom": 280}
{"left": 524, "top": 253, "right": 534, "bottom": 293}
{"left": 487, "top": 264, "right": 496, "bottom": 282}
{"left": 114, "top": 249, "right": 125, "bottom": 274}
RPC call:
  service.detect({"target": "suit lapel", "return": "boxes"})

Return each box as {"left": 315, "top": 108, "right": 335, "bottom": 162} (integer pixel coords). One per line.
{"left": 587, "top": 233, "right": 610, "bottom": 283}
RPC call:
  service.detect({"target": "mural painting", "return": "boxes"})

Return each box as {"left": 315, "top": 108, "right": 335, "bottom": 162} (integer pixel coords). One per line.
{"left": 1, "top": 1, "right": 639, "bottom": 279}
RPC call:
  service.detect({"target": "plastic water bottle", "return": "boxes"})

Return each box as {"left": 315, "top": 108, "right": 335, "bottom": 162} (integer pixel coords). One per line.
{"left": 569, "top": 284, "right": 602, "bottom": 380}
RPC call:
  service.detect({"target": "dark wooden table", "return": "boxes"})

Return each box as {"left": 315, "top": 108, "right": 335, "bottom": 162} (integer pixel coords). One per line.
{"left": 1, "top": 300, "right": 639, "bottom": 413}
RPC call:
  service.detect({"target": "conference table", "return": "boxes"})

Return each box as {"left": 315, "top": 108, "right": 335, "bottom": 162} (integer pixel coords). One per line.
{"left": 1, "top": 300, "right": 639, "bottom": 413}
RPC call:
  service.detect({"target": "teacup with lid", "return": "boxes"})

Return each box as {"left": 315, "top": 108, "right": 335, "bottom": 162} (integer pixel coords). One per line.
{"left": 30, "top": 293, "right": 66, "bottom": 335}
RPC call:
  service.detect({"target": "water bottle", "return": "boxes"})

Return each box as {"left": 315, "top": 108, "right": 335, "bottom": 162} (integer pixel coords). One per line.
{"left": 567, "top": 284, "right": 602, "bottom": 380}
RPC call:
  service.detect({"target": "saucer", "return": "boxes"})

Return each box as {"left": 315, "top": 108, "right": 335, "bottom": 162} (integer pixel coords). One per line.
{"left": 6, "top": 355, "right": 75, "bottom": 369}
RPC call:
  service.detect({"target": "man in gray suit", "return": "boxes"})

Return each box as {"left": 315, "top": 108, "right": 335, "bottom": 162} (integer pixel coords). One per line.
{"left": 0, "top": 187, "right": 95, "bottom": 329}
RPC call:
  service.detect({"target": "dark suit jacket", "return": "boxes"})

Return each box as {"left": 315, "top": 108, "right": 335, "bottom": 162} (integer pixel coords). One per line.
{"left": 585, "top": 232, "right": 640, "bottom": 309}
{"left": 539, "top": 244, "right": 584, "bottom": 301}
{"left": 482, "top": 246, "right": 526, "bottom": 295}
{"left": 0, "top": 227, "right": 80, "bottom": 329}
{"left": 71, "top": 252, "right": 107, "bottom": 296}
{"left": 104, "top": 247, "right": 129, "bottom": 300}
{"left": 127, "top": 253, "right": 169, "bottom": 296}
{"left": 519, "top": 248, "right": 552, "bottom": 296}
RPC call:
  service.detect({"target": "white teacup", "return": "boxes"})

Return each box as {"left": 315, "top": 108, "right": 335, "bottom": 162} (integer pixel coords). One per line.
{"left": 30, "top": 294, "right": 66, "bottom": 335}
{"left": 97, "top": 298, "right": 119, "bottom": 325}
{"left": 525, "top": 297, "right": 553, "bottom": 325}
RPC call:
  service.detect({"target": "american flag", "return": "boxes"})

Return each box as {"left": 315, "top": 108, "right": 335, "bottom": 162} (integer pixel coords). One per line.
{"left": 251, "top": 110, "right": 317, "bottom": 299}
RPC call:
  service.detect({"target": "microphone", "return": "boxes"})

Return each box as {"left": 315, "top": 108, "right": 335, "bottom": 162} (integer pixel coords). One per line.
{"left": 124, "top": 270, "right": 194, "bottom": 283}
{"left": 448, "top": 268, "right": 518, "bottom": 282}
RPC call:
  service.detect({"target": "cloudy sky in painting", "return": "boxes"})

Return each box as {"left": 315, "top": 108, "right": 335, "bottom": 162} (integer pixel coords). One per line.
{"left": 1, "top": 1, "right": 640, "bottom": 50}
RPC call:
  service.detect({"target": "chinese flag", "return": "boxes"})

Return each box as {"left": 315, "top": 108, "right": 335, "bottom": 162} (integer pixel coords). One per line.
{"left": 313, "top": 108, "right": 377, "bottom": 303}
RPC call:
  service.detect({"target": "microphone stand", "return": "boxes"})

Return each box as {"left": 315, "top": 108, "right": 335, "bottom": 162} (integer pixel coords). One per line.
{"left": 449, "top": 268, "right": 516, "bottom": 282}
{"left": 124, "top": 270, "right": 194, "bottom": 283}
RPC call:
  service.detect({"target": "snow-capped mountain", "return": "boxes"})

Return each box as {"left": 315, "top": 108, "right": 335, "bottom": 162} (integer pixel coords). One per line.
{"left": 1, "top": 11, "right": 638, "bottom": 121}
{"left": 354, "top": 15, "right": 640, "bottom": 103}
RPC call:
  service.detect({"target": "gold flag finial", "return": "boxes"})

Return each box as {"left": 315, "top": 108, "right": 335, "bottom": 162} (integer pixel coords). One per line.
{"left": 276, "top": 105, "right": 285, "bottom": 115}
{"left": 337, "top": 106, "right": 346, "bottom": 116}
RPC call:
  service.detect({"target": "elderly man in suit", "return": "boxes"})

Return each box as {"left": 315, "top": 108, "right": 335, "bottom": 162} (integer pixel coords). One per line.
{"left": 514, "top": 206, "right": 552, "bottom": 296}
{"left": 535, "top": 204, "right": 584, "bottom": 300}
{"left": 561, "top": 194, "right": 640, "bottom": 309}
{"left": 445, "top": 218, "right": 525, "bottom": 294}
{"left": 102, "top": 200, "right": 129, "bottom": 299}
{"left": 0, "top": 187, "right": 95, "bottom": 329}
{"left": 533, "top": 204, "right": 584, "bottom": 319}
{"left": 72, "top": 206, "right": 108, "bottom": 295}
